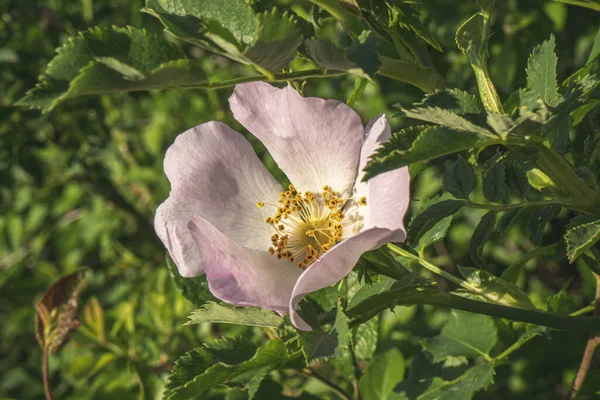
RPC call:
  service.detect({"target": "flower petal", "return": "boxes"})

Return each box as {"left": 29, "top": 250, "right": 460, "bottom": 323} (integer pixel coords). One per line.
{"left": 229, "top": 82, "right": 365, "bottom": 194}
{"left": 156, "top": 121, "right": 283, "bottom": 277}
{"left": 289, "top": 228, "right": 393, "bottom": 331}
{"left": 188, "top": 216, "right": 303, "bottom": 314}
{"left": 353, "top": 115, "right": 410, "bottom": 242}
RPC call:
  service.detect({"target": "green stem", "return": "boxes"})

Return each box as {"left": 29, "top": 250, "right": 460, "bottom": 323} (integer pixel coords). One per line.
{"left": 179, "top": 69, "right": 348, "bottom": 90}
{"left": 494, "top": 304, "right": 595, "bottom": 361}
{"left": 346, "top": 77, "right": 368, "bottom": 107}
{"left": 463, "top": 200, "right": 565, "bottom": 212}
{"left": 389, "top": 244, "right": 528, "bottom": 308}
{"left": 43, "top": 346, "right": 53, "bottom": 400}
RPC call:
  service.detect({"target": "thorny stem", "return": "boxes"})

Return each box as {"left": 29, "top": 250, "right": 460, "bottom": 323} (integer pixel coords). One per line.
{"left": 43, "top": 346, "right": 53, "bottom": 400}
{"left": 566, "top": 273, "right": 600, "bottom": 400}
{"left": 302, "top": 368, "right": 354, "bottom": 400}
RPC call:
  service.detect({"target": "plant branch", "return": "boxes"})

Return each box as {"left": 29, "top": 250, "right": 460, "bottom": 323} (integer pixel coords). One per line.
{"left": 566, "top": 273, "right": 600, "bottom": 399}
{"left": 302, "top": 368, "right": 354, "bottom": 400}
{"left": 42, "top": 346, "right": 53, "bottom": 400}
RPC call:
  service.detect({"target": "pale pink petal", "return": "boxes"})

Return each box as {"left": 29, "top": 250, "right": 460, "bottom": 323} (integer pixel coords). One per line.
{"left": 188, "top": 216, "right": 303, "bottom": 313}
{"left": 155, "top": 121, "right": 283, "bottom": 276}
{"left": 229, "top": 82, "right": 364, "bottom": 194}
{"left": 289, "top": 228, "right": 393, "bottom": 331}
{"left": 352, "top": 115, "right": 410, "bottom": 242}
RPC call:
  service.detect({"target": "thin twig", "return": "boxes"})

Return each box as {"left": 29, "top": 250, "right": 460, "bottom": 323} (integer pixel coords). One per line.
{"left": 566, "top": 274, "right": 600, "bottom": 399}
{"left": 43, "top": 346, "right": 53, "bottom": 400}
{"left": 302, "top": 368, "right": 354, "bottom": 400}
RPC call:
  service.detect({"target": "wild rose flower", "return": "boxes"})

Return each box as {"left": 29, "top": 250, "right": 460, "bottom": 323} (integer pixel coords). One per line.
{"left": 155, "top": 82, "right": 410, "bottom": 331}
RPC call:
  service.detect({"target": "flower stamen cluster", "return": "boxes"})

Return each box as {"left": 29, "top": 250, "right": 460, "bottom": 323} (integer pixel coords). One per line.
{"left": 257, "top": 185, "right": 366, "bottom": 270}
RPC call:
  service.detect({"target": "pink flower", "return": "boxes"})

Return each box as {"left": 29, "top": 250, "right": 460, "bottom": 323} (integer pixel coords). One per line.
{"left": 155, "top": 82, "right": 410, "bottom": 331}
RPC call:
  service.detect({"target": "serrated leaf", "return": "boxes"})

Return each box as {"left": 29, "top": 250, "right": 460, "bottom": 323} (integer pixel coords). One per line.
{"left": 564, "top": 218, "right": 600, "bottom": 262}
{"left": 359, "top": 348, "right": 405, "bottom": 400}
{"left": 297, "top": 301, "right": 349, "bottom": 364}
{"left": 17, "top": 27, "right": 207, "bottom": 111}
{"left": 396, "top": 106, "right": 495, "bottom": 137}
{"left": 408, "top": 200, "right": 463, "bottom": 247}
{"left": 378, "top": 56, "right": 445, "bottom": 93}
{"left": 468, "top": 212, "right": 496, "bottom": 267}
{"left": 505, "top": 161, "right": 530, "bottom": 197}
{"left": 364, "top": 125, "right": 499, "bottom": 181}
{"left": 354, "top": 315, "right": 378, "bottom": 360}
{"left": 166, "top": 256, "right": 216, "bottom": 306}
{"left": 417, "top": 89, "right": 484, "bottom": 114}
{"left": 443, "top": 156, "right": 475, "bottom": 199}
{"left": 526, "top": 35, "right": 558, "bottom": 104}
{"left": 304, "top": 39, "right": 373, "bottom": 80}
{"left": 346, "top": 275, "right": 441, "bottom": 326}
{"left": 243, "top": 9, "right": 302, "bottom": 72}
{"left": 421, "top": 310, "right": 497, "bottom": 363}
{"left": 482, "top": 157, "right": 506, "bottom": 203}
{"left": 496, "top": 209, "right": 520, "bottom": 237}
{"left": 458, "top": 266, "right": 537, "bottom": 310}
{"left": 528, "top": 206, "right": 560, "bottom": 245}
{"left": 185, "top": 302, "right": 283, "bottom": 328}
{"left": 346, "top": 30, "right": 380, "bottom": 77}
{"left": 147, "top": 0, "right": 258, "bottom": 45}
{"left": 401, "top": 362, "right": 495, "bottom": 400}
{"left": 165, "top": 338, "right": 300, "bottom": 400}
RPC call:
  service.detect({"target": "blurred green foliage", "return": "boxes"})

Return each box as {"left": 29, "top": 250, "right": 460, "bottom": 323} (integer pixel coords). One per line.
{"left": 1, "top": 0, "right": 600, "bottom": 399}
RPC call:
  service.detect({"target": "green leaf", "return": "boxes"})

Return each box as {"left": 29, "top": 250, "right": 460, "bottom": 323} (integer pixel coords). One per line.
{"left": 417, "top": 89, "right": 484, "bottom": 114}
{"left": 359, "top": 348, "right": 405, "bottom": 400}
{"left": 354, "top": 315, "right": 378, "bottom": 360}
{"left": 443, "top": 156, "right": 475, "bottom": 199}
{"left": 364, "top": 125, "right": 499, "bottom": 181}
{"left": 146, "top": 0, "right": 258, "bottom": 45}
{"left": 304, "top": 39, "right": 373, "bottom": 80}
{"left": 482, "top": 157, "right": 506, "bottom": 203}
{"left": 458, "top": 267, "right": 537, "bottom": 310}
{"left": 349, "top": 276, "right": 396, "bottom": 309}
{"left": 526, "top": 35, "right": 558, "bottom": 104}
{"left": 243, "top": 9, "right": 302, "bottom": 72}
{"left": 587, "top": 27, "right": 600, "bottom": 65}
{"left": 505, "top": 161, "right": 530, "bottom": 197}
{"left": 528, "top": 206, "right": 560, "bottom": 245}
{"left": 346, "top": 31, "right": 381, "bottom": 78}
{"left": 455, "top": 5, "right": 503, "bottom": 113}
{"left": 185, "top": 302, "right": 283, "bottom": 328}
{"left": 346, "top": 275, "right": 440, "bottom": 326}
{"left": 468, "top": 212, "right": 496, "bottom": 267}
{"left": 400, "top": 362, "right": 495, "bottom": 400}
{"left": 396, "top": 106, "right": 495, "bottom": 137}
{"left": 564, "top": 218, "right": 600, "bottom": 262}
{"left": 547, "top": 282, "right": 577, "bottom": 314}
{"left": 296, "top": 301, "right": 342, "bottom": 363}
{"left": 165, "top": 338, "right": 300, "bottom": 400}
{"left": 408, "top": 199, "right": 463, "bottom": 247}
{"left": 17, "top": 26, "right": 207, "bottom": 112}
{"left": 377, "top": 56, "right": 445, "bottom": 93}
{"left": 421, "top": 310, "right": 497, "bottom": 363}
{"left": 166, "top": 256, "right": 215, "bottom": 307}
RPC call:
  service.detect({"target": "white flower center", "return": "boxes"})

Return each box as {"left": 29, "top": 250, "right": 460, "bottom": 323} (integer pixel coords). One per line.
{"left": 257, "top": 185, "right": 366, "bottom": 269}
